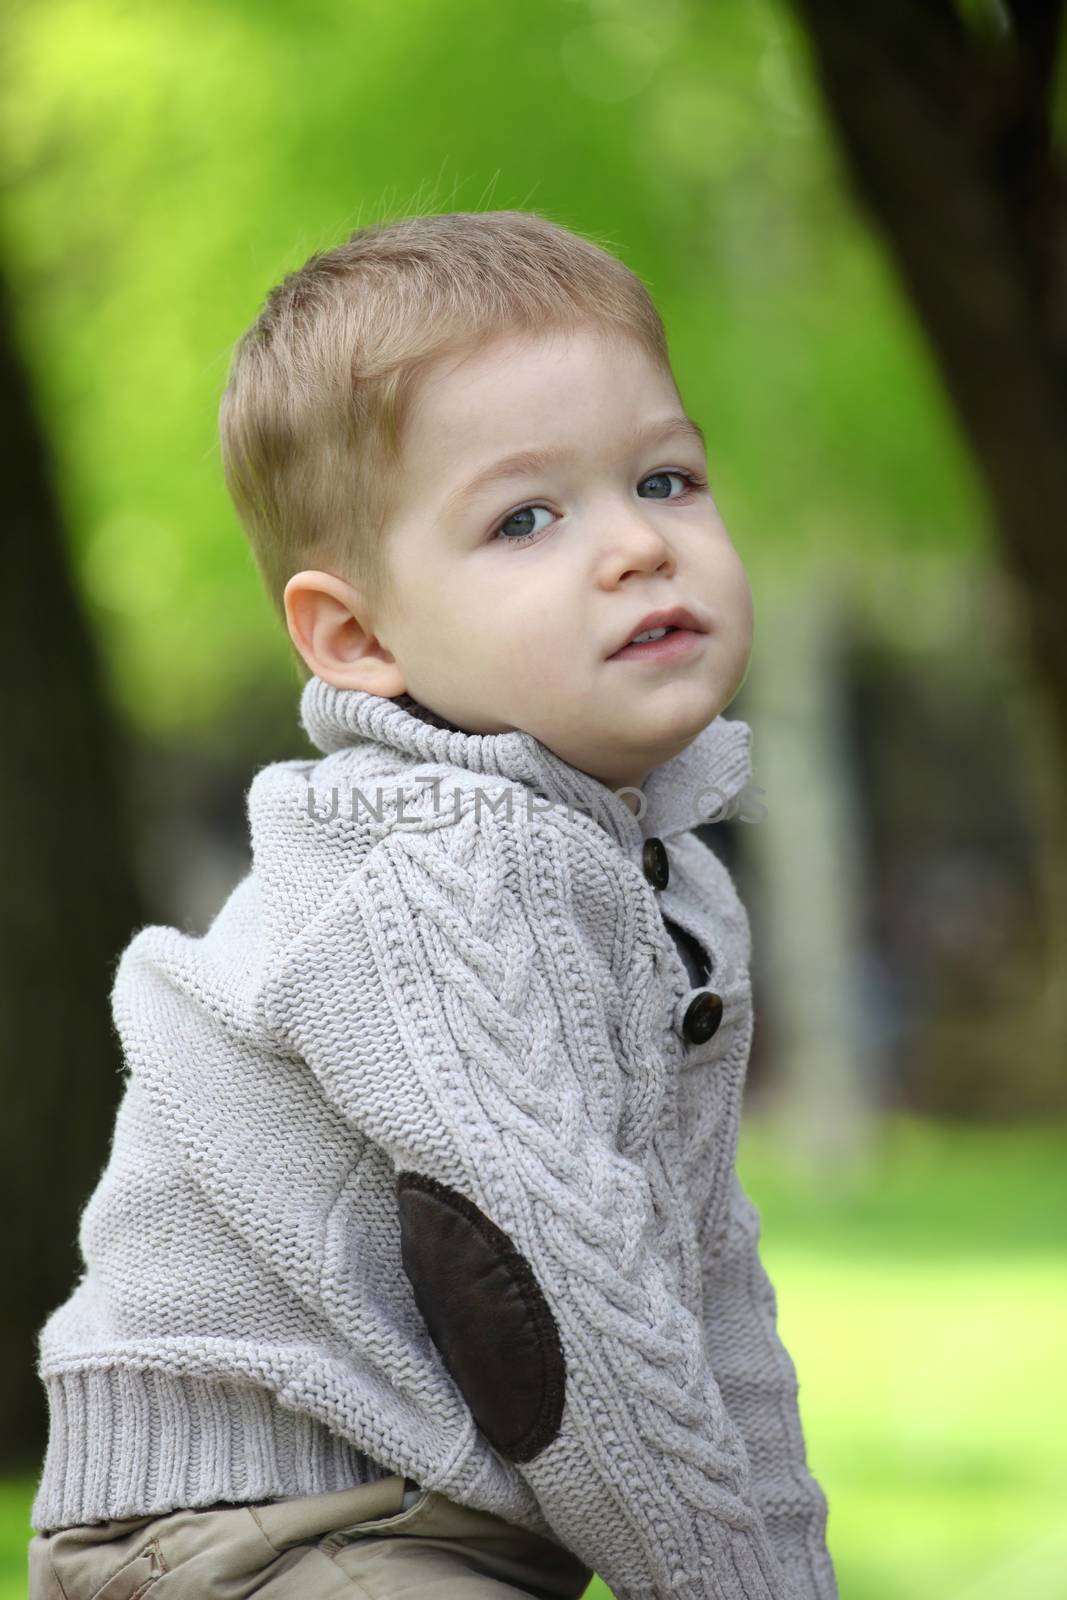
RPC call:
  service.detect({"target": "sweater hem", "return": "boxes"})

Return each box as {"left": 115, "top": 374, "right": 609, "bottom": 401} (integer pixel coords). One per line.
{"left": 30, "top": 1366, "right": 391, "bottom": 1534}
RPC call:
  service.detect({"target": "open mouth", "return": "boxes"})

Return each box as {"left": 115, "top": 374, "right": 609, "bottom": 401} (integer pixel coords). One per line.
{"left": 630, "top": 625, "right": 676, "bottom": 644}
{"left": 608, "top": 626, "right": 704, "bottom": 663}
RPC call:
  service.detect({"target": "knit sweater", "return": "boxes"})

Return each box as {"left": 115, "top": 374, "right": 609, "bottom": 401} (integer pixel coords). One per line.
{"left": 31, "top": 678, "right": 837, "bottom": 1600}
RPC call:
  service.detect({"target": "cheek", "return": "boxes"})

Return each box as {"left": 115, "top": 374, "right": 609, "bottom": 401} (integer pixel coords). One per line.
{"left": 733, "top": 566, "right": 754, "bottom": 632}
{"left": 713, "top": 546, "right": 753, "bottom": 624}
{"left": 479, "top": 578, "right": 560, "bottom": 645}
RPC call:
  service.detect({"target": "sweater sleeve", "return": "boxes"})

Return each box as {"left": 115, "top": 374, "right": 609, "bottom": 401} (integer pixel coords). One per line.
{"left": 263, "top": 807, "right": 806, "bottom": 1600}
{"left": 697, "top": 1171, "right": 838, "bottom": 1600}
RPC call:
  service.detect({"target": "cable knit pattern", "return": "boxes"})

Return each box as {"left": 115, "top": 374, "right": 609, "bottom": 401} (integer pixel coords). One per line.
{"left": 30, "top": 679, "right": 836, "bottom": 1600}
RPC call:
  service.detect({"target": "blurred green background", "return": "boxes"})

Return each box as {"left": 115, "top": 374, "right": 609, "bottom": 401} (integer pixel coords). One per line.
{"left": 3, "top": 1, "right": 1065, "bottom": 1597}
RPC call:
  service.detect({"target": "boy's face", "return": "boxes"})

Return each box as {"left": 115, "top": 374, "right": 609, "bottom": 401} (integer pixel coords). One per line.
{"left": 291, "top": 324, "right": 753, "bottom": 794}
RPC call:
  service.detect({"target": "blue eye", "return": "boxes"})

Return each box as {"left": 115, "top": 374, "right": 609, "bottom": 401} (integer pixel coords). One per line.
{"left": 639, "top": 470, "right": 705, "bottom": 500}
{"left": 489, "top": 470, "right": 703, "bottom": 547}
{"left": 494, "top": 504, "right": 554, "bottom": 544}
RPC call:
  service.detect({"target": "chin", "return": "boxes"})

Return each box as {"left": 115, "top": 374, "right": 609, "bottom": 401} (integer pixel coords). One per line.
{"left": 663, "top": 679, "right": 721, "bottom": 730}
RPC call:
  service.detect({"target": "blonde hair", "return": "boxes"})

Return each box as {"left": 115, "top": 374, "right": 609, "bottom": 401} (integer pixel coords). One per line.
{"left": 218, "top": 209, "right": 673, "bottom": 681}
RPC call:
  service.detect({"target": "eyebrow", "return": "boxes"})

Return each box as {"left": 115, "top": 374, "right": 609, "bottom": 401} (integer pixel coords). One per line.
{"left": 444, "top": 415, "right": 708, "bottom": 518}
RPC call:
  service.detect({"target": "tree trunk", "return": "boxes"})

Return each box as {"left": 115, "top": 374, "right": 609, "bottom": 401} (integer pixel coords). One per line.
{"left": 782, "top": 0, "right": 1067, "bottom": 1078}
{"left": 0, "top": 258, "right": 146, "bottom": 1467}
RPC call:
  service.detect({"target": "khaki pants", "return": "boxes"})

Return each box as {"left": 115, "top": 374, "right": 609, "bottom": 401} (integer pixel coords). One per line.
{"left": 27, "top": 1472, "right": 596, "bottom": 1599}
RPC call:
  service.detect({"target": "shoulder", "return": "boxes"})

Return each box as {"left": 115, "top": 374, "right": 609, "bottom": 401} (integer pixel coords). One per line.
{"left": 248, "top": 744, "right": 662, "bottom": 985}
{"left": 364, "top": 778, "right": 650, "bottom": 911}
{"left": 245, "top": 748, "right": 487, "bottom": 946}
{"left": 364, "top": 792, "right": 668, "bottom": 1013}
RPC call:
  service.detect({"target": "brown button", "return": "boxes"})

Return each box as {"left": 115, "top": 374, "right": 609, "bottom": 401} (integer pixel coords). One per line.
{"left": 642, "top": 837, "right": 669, "bottom": 890}
{"left": 682, "top": 991, "right": 723, "bottom": 1045}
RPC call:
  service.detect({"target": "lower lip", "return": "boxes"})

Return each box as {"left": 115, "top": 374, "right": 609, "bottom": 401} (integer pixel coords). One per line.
{"left": 608, "top": 628, "right": 705, "bottom": 663}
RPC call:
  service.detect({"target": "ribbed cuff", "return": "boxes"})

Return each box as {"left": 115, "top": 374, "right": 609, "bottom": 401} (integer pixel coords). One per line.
{"left": 30, "top": 1366, "right": 387, "bottom": 1533}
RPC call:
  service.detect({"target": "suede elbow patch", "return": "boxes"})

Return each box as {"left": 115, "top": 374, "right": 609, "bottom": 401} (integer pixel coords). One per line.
{"left": 396, "top": 1171, "right": 566, "bottom": 1462}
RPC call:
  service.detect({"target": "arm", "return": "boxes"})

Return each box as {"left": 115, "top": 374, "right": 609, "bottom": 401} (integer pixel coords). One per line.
{"left": 698, "top": 1169, "right": 838, "bottom": 1600}
{"left": 264, "top": 806, "right": 805, "bottom": 1600}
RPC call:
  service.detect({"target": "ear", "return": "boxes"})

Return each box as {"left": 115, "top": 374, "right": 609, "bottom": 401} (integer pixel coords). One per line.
{"left": 283, "top": 569, "right": 407, "bottom": 696}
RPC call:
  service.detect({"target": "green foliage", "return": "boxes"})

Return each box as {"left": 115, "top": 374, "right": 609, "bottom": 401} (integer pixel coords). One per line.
{"left": 2, "top": 0, "right": 984, "bottom": 736}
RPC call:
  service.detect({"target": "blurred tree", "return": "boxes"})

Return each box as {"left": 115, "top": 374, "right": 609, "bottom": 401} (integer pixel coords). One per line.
{"left": 0, "top": 253, "right": 146, "bottom": 1465}
{"left": 784, "top": 0, "right": 1067, "bottom": 1088}
{"left": 785, "top": 0, "right": 1067, "bottom": 754}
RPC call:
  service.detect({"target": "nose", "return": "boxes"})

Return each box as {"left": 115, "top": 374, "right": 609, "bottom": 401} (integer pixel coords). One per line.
{"left": 594, "top": 503, "right": 676, "bottom": 587}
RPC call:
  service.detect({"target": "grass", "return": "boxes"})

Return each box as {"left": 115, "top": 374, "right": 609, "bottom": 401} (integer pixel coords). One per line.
{"left": 8, "top": 1113, "right": 1066, "bottom": 1600}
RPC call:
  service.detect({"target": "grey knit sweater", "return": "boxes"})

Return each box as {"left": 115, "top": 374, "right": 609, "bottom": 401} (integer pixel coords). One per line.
{"left": 31, "top": 677, "right": 837, "bottom": 1600}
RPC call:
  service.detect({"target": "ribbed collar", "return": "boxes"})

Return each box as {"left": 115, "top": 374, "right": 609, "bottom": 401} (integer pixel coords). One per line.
{"left": 299, "top": 676, "right": 753, "bottom": 853}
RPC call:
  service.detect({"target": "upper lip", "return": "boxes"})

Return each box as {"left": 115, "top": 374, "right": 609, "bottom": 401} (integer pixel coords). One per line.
{"left": 608, "top": 605, "right": 706, "bottom": 657}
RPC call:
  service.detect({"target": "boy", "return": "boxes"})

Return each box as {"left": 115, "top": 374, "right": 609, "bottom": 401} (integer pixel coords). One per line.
{"left": 28, "top": 210, "right": 838, "bottom": 1600}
